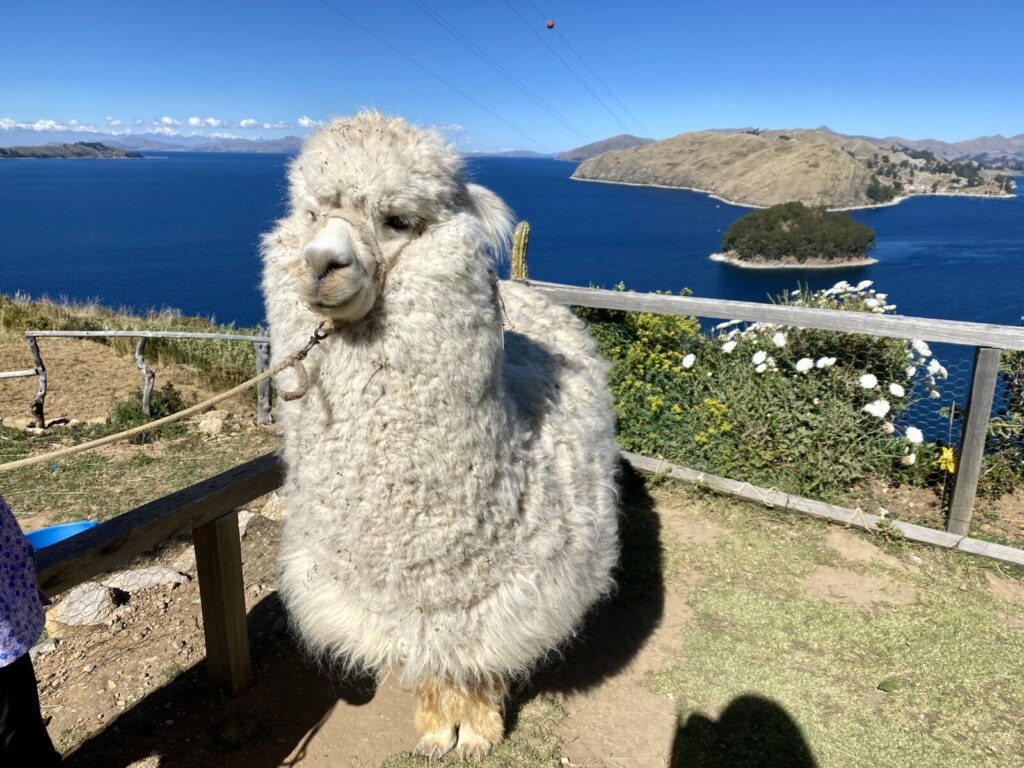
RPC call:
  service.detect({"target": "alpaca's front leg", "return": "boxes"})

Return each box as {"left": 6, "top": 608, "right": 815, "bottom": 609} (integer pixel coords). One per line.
{"left": 454, "top": 680, "right": 506, "bottom": 761}
{"left": 414, "top": 679, "right": 460, "bottom": 760}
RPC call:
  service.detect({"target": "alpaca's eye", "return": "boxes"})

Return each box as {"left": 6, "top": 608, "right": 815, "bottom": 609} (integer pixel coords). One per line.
{"left": 385, "top": 216, "right": 412, "bottom": 231}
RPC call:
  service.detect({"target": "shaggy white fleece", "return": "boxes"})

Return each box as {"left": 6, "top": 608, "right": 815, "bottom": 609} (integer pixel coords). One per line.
{"left": 262, "top": 112, "right": 620, "bottom": 688}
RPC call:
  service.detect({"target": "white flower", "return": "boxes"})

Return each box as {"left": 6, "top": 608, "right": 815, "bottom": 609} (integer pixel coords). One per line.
{"left": 929, "top": 389, "right": 941, "bottom": 399}
{"left": 901, "top": 453, "right": 917, "bottom": 466}
{"left": 905, "top": 426, "right": 924, "bottom": 444}
{"left": 882, "top": 421, "right": 896, "bottom": 434}
{"left": 755, "top": 363, "right": 769, "bottom": 374}
{"left": 795, "top": 358, "right": 814, "bottom": 373}
{"left": 905, "top": 365, "right": 917, "bottom": 377}
{"left": 863, "top": 399, "right": 891, "bottom": 418}
{"left": 856, "top": 279, "right": 874, "bottom": 291}
{"left": 876, "top": 293, "right": 887, "bottom": 301}
{"left": 888, "top": 383, "right": 905, "bottom": 397}
{"left": 722, "top": 340, "right": 737, "bottom": 354}
{"left": 912, "top": 340, "right": 932, "bottom": 358}
{"left": 682, "top": 353, "right": 696, "bottom": 369}
{"left": 864, "top": 297, "right": 880, "bottom": 309}
{"left": 752, "top": 350, "right": 768, "bottom": 365}
{"left": 859, "top": 373, "right": 879, "bottom": 389}
{"left": 772, "top": 331, "right": 787, "bottom": 348}
{"left": 816, "top": 356, "right": 836, "bottom": 369}
{"left": 927, "top": 358, "right": 948, "bottom": 380}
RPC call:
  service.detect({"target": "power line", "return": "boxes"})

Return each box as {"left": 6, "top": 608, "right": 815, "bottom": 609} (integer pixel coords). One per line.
{"left": 313, "top": 0, "right": 550, "bottom": 152}
{"left": 525, "top": 0, "right": 652, "bottom": 137}
{"left": 408, "top": 0, "right": 590, "bottom": 144}
{"left": 501, "top": 0, "right": 633, "bottom": 136}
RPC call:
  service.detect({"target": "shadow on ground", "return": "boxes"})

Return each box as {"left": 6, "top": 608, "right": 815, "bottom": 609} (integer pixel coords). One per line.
{"left": 65, "top": 593, "right": 377, "bottom": 768}
{"left": 529, "top": 459, "right": 663, "bottom": 696}
{"left": 671, "top": 695, "right": 818, "bottom": 768}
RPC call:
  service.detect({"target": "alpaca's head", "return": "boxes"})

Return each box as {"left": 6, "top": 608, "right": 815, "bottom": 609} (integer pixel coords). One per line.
{"left": 279, "top": 112, "right": 513, "bottom": 323}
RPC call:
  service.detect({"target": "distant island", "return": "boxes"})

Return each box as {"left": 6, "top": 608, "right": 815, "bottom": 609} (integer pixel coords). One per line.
{"left": 0, "top": 142, "right": 143, "bottom": 159}
{"left": 555, "top": 134, "right": 654, "bottom": 162}
{"left": 711, "top": 202, "right": 877, "bottom": 269}
{"left": 572, "top": 129, "right": 1016, "bottom": 209}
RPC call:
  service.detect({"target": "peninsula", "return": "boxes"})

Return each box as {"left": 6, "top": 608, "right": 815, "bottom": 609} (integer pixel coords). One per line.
{"left": 0, "top": 142, "right": 143, "bottom": 159}
{"left": 711, "top": 202, "right": 877, "bottom": 269}
{"left": 572, "top": 129, "right": 1015, "bottom": 209}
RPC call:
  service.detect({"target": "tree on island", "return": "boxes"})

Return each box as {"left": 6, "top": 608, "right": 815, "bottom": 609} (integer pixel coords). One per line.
{"left": 721, "top": 201, "right": 876, "bottom": 264}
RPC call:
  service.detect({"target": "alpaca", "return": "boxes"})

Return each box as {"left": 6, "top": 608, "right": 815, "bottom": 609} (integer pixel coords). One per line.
{"left": 262, "top": 112, "right": 619, "bottom": 760}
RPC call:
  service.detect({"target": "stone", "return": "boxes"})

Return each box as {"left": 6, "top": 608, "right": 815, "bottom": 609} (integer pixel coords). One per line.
{"left": 29, "top": 637, "right": 59, "bottom": 662}
{"left": 101, "top": 567, "right": 189, "bottom": 593}
{"left": 197, "top": 416, "right": 224, "bottom": 436}
{"left": 237, "top": 509, "right": 256, "bottom": 538}
{"left": 172, "top": 548, "right": 197, "bottom": 574}
{"left": 260, "top": 492, "right": 285, "bottom": 521}
{"left": 51, "top": 582, "right": 119, "bottom": 626}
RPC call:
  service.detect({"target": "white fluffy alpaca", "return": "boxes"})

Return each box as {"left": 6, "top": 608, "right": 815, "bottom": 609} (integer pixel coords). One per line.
{"left": 262, "top": 112, "right": 619, "bottom": 759}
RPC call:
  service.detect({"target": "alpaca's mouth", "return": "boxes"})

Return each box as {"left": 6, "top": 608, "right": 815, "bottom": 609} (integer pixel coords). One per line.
{"left": 302, "top": 272, "right": 376, "bottom": 321}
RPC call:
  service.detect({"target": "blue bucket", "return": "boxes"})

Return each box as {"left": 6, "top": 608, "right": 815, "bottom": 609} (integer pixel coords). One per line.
{"left": 25, "top": 521, "right": 98, "bottom": 550}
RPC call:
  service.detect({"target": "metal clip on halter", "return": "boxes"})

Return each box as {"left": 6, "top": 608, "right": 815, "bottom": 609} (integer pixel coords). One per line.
{"left": 279, "top": 321, "right": 331, "bottom": 401}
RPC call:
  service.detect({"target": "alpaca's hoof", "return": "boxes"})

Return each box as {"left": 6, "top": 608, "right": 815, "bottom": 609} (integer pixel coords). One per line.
{"left": 414, "top": 732, "right": 457, "bottom": 761}
{"left": 454, "top": 734, "right": 493, "bottom": 762}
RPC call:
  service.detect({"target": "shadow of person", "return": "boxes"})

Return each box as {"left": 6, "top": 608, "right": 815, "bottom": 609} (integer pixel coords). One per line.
{"left": 64, "top": 592, "right": 377, "bottom": 768}
{"left": 527, "top": 459, "right": 663, "bottom": 698}
{"left": 671, "top": 695, "right": 818, "bottom": 768}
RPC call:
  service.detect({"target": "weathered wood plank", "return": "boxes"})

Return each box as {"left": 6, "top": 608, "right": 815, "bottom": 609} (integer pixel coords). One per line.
{"left": 947, "top": 347, "right": 1002, "bottom": 536}
{"left": 26, "top": 330, "right": 269, "bottom": 343}
{"left": 253, "top": 341, "right": 273, "bottom": 426}
{"left": 0, "top": 368, "right": 37, "bottom": 380}
{"left": 524, "top": 280, "right": 1024, "bottom": 351}
{"left": 194, "top": 511, "right": 253, "bottom": 694}
{"left": 622, "top": 451, "right": 1024, "bottom": 566}
{"left": 34, "top": 451, "right": 284, "bottom": 596}
{"left": 27, "top": 337, "right": 46, "bottom": 428}
{"left": 134, "top": 338, "right": 156, "bottom": 417}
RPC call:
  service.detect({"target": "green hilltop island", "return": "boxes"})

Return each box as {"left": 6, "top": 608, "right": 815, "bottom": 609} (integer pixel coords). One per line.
{"left": 0, "top": 141, "right": 142, "bottom": 159}
{"left": 711, "top": 202, "right": 877, "bottom": 269}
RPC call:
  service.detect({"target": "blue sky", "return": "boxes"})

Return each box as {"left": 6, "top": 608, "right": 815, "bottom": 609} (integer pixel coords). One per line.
{"left": 2, "top": 0, "right": 1021, "bottom": 151}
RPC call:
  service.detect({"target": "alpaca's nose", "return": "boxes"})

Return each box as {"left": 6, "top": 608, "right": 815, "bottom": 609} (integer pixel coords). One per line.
{"left": 303, "top": 240, "right": 355, "bottom": 280}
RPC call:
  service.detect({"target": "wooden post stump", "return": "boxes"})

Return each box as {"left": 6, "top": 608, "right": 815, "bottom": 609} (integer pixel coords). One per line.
{"left": 193, "top": 511, "right": 253, "bottom": 694}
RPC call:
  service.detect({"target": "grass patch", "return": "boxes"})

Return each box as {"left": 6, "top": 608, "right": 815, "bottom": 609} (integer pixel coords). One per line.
{"left": 648, "top": 484, "right": 1024, "bottom": 767}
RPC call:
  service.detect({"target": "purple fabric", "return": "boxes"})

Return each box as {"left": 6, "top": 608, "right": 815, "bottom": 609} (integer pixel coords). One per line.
{"left": 0, "top": 497, "right": 45, "bottom": 668}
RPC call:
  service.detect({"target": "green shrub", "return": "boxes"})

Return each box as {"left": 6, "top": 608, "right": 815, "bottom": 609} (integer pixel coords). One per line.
{"left": 106, "top": 383, "right": 190, "bottom": 443}
{"left": 579, "top": 281, "right": 945, "bottom": 500}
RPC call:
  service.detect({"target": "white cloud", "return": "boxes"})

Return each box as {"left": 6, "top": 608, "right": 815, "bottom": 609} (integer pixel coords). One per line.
{"left": 187, "top": 116, "right": 230, "bottom": 128}
{"left": 133, "top": 118, "right": 145, "bottom": 126}
{"left": 105, "top": 116, "right": 123, "bottom": 127}
{"left": 262, "top": 121, "right": 291, "bottom": 130}
{"left": 0, "top": 117, "right": 104, "bottom": 133}
{"left": 156, "top": 116, "right": 182, "bottom": 127}
{"left": 208, "top": 132, "right": 240, "bottom": 139}
{"left": 297, "top": 115, "right": 320, "bottom": 128}
{"left": 238, "top": 118, "right": 258, "bottom": 129}
{"left": 148, "top": 126, "right": 182, "bottom": 137}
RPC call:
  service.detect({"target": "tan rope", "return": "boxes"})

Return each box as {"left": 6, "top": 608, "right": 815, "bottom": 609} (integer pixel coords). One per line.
{"left": 0, "top": 325, "right": 330, "bottom": 473}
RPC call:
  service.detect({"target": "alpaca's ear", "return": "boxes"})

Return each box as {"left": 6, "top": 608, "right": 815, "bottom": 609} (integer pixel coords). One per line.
{"left": 465, "top": 183, "right": 514, "bottom": 259}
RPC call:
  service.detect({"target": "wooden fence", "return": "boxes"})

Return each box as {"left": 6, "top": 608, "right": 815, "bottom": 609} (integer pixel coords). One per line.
{"left": 17, "top": 330, "right": 273, "bottom": 428}
{"left": 26, "top": 279, "right": 1024, "bottom": 694}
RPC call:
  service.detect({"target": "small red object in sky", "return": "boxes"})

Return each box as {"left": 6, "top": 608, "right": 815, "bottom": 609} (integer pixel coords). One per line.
{"left": 546, "top": 19, "right": 555, "bottom": 29}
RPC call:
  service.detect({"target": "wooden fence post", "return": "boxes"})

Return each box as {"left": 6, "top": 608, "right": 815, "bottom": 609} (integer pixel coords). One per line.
{"left": 134, "top": 338, "right": 156, "bottom": 417}
{"left": 254, "top": 342, "right": 273, "bottom": 426}
{"left": 947, "top": 347, "right": 1002, "bottom": 536}
{"left": 27, "top": 337, "right": 46, "bottom": 428}
{"left": 193, "top": 511, "right": 253, "bottom": 694}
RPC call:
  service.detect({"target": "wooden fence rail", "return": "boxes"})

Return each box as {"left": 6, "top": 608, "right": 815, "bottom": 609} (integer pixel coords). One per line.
{"left": 21, "top": 329, "right": 273, "bottom": 429}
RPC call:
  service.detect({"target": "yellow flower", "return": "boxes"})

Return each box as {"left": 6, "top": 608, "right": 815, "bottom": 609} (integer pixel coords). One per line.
{"left": 937, "top": 446, "right": 956, "bottom": 474}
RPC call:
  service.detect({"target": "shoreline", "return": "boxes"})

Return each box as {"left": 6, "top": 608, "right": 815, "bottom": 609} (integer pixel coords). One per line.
{"left": 570, "top": 175, "right": 1016, "bottom": 211}
{"left": 709, "top": 252, "right": 879, "bottom": 270}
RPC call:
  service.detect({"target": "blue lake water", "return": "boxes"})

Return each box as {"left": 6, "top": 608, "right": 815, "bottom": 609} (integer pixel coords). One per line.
{"left": 0, "top": 153, "right": 1021, "bottom": 329}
